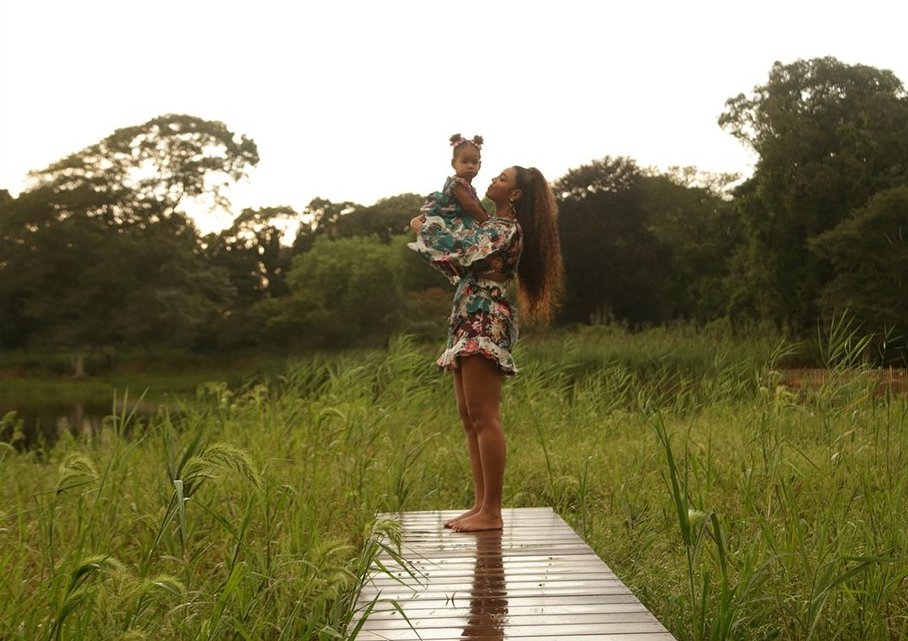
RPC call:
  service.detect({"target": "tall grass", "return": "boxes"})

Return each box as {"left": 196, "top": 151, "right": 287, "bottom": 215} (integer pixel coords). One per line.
{"left": 1, "top": 329, "right": 906, "bottom": 640}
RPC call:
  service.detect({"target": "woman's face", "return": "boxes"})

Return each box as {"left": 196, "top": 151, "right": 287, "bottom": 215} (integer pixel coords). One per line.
{"left": 486, "top": 167, "right": 519, "bottom": 205}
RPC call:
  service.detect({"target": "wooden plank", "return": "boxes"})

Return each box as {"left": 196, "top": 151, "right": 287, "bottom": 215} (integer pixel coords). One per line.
{"left": 353, "top": 507, "right": 677, "bottom": 640}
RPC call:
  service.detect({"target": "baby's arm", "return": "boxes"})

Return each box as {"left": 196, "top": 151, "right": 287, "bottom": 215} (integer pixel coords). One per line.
{"left": 452, "top": 183, "right": 490, "bottom": 223}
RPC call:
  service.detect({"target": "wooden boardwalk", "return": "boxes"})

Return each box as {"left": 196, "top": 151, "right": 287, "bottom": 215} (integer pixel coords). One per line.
{"left": 354, "top": 507, "right": 677, "bottom": 640}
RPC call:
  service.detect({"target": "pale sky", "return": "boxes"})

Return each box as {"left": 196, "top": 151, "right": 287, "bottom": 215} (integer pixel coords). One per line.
{"left": 2, "top": 0, "right": 907, "bottom": 232}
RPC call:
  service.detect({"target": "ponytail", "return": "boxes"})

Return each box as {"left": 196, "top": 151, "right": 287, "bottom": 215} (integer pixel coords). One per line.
{"left": 512, "top": 166, "right": 564, "bottom": 323}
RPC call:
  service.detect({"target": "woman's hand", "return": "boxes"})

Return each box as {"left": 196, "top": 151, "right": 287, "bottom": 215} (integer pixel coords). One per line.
{"left": 410, "top": 214, "right": 424, "bottom": 233}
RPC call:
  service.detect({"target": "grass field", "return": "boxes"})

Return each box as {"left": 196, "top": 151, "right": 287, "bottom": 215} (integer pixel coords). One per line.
{"left": 1, "top": 327, "right": 906, "bottom": 640}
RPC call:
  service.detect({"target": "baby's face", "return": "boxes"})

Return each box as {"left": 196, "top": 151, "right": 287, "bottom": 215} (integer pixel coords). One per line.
{"left": 451, "top": 146, "right": 481, "bottom": 181}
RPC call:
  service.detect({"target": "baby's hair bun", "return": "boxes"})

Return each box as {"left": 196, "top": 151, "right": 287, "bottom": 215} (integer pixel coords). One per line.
{"left": 449, "top": 132, "right": 482, "bottom": 151}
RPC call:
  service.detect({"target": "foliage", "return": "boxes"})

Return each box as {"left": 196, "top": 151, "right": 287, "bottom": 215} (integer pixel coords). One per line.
{"left": 30, "top": 112, "right": 259, "bottom": 221}
{"left": 334, "top": 193, "right": 424, "bottom": 242}
{"left": 809, "top": 186, "right": 908, "bottom": 359}
{"left": 5, "top": 55, "right": 908, "bottom": 359}
{"left": 640, "top": 170, "right": 742, "bottom": 324}
{"left": 272, "top": 235, "right": 410, "bottom": 348}
{"left": 203, "top": 206, "right": 294, "bottom": 300}
{"left": 553, "top": 157, "right": 738, "bottom": 327}
{"left": 199, "top": 207, "right": 297, "bottom": 349}
{"left": 0, "top": 114, "right": 259, "bottom": 357}
{"left": 719, "top": 57, "right": 908, "bottom": 331}
{"left": 291, "top": 197, "right": 360, "bottom": 251}
{"left": 554, "top": 157, "right": 671, "bottom": 325}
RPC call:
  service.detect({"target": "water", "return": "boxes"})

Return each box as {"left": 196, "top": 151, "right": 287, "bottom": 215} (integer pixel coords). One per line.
{"left": 1, "top": 399, "right": 162, "bottom": 451}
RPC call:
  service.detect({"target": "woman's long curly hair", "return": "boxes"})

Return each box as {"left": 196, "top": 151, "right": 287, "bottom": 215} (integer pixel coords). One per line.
{"left": 512, "top": 166, "right": 564, "bottom": 324}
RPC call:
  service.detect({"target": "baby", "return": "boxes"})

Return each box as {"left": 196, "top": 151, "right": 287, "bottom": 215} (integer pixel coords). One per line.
{"left": 409, "top": 134, "right": 490, "bottom": 282}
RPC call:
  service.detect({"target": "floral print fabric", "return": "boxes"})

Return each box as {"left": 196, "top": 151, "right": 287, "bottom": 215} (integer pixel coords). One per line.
{"left": 411, "top": 216, "right": 523, "bottom": 375}
{"left": 408, "top": 175, "right": 483, "bottom": 284}
{"left": 421, "top": 175, "right": 479, "bottom": 220}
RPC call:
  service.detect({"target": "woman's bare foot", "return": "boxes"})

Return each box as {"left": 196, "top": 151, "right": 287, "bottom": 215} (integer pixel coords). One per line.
{"left": 444, "top": 507, "right": 479, "bottom": 529}
{"left": 450, "top": 512, "right": 503, "bottom": 532}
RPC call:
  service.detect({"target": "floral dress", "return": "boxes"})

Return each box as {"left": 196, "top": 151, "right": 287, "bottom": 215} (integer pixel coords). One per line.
{"left": 411, "top": 215, "right": 523, "bottom": 375}
{"left": 408, "top": 175, "right": 483, "bottom": 283}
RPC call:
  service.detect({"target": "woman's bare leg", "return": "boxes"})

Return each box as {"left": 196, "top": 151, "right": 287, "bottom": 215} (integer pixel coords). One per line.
{"left": 444, "top": 367, "right": 484, "bottom": 528}
{"left": 450, "top": 356, "right": 505, "bottom": 532}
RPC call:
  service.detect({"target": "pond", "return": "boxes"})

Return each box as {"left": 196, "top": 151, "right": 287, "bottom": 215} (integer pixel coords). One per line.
{"left": 0, "top": 398, "right": 166, "bottom": 451}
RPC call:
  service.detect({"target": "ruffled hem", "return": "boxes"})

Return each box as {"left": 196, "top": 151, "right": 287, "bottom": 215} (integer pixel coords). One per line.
{"left": 436, "top": 337, "right": 517, "bottom": 376}
{"left": 408, "top": 236, "right": 462, "bottom": 285}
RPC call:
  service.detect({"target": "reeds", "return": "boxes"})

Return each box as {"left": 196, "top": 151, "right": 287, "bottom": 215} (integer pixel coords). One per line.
{"left": 2, "top": 328, "right": 906, "bottom": 640}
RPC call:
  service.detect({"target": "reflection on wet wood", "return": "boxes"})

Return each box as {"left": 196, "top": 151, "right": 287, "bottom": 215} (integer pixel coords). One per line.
{"left": 355, "top": 507, "right": 677, "bottom": 640}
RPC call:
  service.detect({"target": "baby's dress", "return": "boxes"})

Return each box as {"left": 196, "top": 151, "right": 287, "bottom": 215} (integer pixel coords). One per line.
{"left": 412, "top": 215, "right": 523, "bottom": 375}
{"left": 408, "top": 175, "right": 483, "bottom": 284}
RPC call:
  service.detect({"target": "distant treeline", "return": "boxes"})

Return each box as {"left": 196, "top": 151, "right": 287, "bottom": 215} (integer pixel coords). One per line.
{"left": 2, "top": 57, "right": 907, "bottom": 367}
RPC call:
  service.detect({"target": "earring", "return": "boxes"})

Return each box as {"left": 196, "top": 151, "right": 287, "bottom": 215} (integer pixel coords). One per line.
{"left": 508, "top": 198, "right": 517, "bottom": 217}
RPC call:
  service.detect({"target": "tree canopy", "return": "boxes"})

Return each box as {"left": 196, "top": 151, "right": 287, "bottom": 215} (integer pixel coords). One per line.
{"left": 810, "top": 186, "right": 908, "bottom": 341}
{"left": 1, "top": 115, "right": 259, "bottom": 361}
{"left": 3, "top": 59, "right": 908, "bottom": 366}
{"left": 720, "top": 57, "right": 908, "bottom": 331}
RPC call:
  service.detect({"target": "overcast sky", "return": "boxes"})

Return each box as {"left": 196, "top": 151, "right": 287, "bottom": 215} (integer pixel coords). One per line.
{"left": 2, "top": 0, "right": 906, "bottom": 231}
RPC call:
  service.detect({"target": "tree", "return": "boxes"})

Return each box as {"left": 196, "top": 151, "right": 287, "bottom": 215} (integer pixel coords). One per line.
{"left": 810, "top": 186, "right": 908, "bottom": 357}
{"left": 29, "top": 113, "right": 259, "bottom": 225}
{"left": 1, "top": 189, "right": 111, "bottom": 353}
{"left": 289, "top": 197, "right": 356, "bottom": 256}
{"left": 0, "top": 114, "right": 258, "bottom": 366}
{"left": 719, "top": 57, "right": 908, "bottom": 331}
{"left": 335, "top": 193, "right": 424, "bottom": 242}
{"left": 204, "top": 206, "right": 294, "bottom": 302}
{"left": 199, "top": 206, "right": 297, "bottom": 349}
{"left": 554, "top": 157, "right": 672, "bottom": 326}
{"left": 270, "top": 235, "right": 408, "bottom": 348}
{"left": 640, "top": 169, "right": 742, "bottom": 324}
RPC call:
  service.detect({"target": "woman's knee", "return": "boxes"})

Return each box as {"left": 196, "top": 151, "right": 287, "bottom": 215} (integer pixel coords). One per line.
{"left": 457, "top": 403, "right": 496, "bottom": 433}
{"left": 457, "top": 404, "right": 472, "bottom": 427}
{"left": 465, "top": 408, "right": 501, "bottom": 435}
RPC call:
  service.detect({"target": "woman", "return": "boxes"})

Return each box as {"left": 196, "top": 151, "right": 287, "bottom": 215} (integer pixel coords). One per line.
{"left": 410, "top": 165, "right": 563, "bottom": 532}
